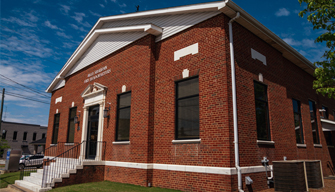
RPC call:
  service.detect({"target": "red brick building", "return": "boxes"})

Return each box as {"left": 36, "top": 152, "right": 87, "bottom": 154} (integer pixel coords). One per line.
{"left": 30, "top": 0, "right": 335, "bottom": 191}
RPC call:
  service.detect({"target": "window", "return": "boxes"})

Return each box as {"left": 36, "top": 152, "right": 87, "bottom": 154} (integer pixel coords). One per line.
{"left": 322, "top": 106, "right": 328, "bottom": 119}
{"left": 52, "top": 114, "right": 60, "bottom": 144}
{"left": 2, "top": 130, "right": 6, "bottom": 139}
{"left": 324, "top": 131, "right": 333, "bottom": 146}
{"left": 116, "top": 92, "right": 131, "bottom": 141}
{"left": 67, "top": 107, "right": 77, "bottom": 143}
{"left": 32, "top": 133, "right": 36, "bottom": 141}
{"left": 42, "top": 133, "right": 45, "bottom": 139}
{"left": 309, "top": 100, "right": 320, "bottom": 144}
{"left": 23, "top": 132, "right": 27, "bottom": 141}
{"left": 13, "top": 131, "right": 18, "bottom": 140}
{"left": 176, "top": 77, "right": 199, "bottom": 140}
{"left": 292, "top": 99, "right": 304, "bottom": 144}
{"left": 254, "top": 82, "right": 270, "bottom": 141}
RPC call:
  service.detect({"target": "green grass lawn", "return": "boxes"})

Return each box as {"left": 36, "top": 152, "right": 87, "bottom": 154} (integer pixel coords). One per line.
{"left": 0, "top": 171, "right": 20, "bottom": 188}
{"left": 0, "top": 164, "right": 5, "bottom": 167}
{"left": 50, "top": 181, "right": 181, "bottom": 192}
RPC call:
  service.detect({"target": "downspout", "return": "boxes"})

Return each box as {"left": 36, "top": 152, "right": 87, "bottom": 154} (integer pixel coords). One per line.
{"left": 228, "top": 12, "right": 243, "bottom": 192}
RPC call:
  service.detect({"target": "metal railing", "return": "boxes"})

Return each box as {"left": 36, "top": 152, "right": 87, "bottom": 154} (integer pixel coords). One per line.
{"left": 19, "top": 153, "right": 44, "bottom": 180}
{"left": 44, "top": 142, "right": 80, "bottom": 157}
{"left": 41, "top": 141, "right": 106, "bottom": 188}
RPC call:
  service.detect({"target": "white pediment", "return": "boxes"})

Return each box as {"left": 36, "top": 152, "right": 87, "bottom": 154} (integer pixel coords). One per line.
{"left": 81, "top": 82, "right": 107, "bottom": 99}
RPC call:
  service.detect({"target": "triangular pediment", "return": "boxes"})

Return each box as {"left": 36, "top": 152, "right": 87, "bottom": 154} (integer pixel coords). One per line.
{"left": 81, "top": 82, "right": 107, "bottom": 99}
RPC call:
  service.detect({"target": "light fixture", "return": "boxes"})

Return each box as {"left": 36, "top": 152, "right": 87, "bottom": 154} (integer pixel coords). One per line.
{"left": 74, "top": 116, "right": 79, "bottom": 124}
{"left": 76, "top": 111, "right": 81, "bottom": 131}
{"left": 103, "top": 107, "right": 110, "bottom": 118}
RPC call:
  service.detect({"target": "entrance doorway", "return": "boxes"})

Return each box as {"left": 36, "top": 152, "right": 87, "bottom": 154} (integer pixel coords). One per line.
{"left": 86, "top": 105, "right": 99, "bottom": 159}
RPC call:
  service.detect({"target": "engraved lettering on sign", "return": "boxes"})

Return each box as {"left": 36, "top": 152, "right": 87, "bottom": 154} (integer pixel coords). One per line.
{"left": 84, "top": 66, "right": 111, "bottom": 83}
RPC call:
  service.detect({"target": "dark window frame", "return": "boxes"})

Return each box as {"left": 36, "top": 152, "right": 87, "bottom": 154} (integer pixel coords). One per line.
{"left": 13, "top": 131, "right": 18, "bottom": 141}
{"left": 42, "top": 133, "right": 46, "bottom": 139}
{"left": 292, "top": 99, "right": 304, "bottom": 144}
{"left": 32, "top": 132, "right": 37, "bottom": 141}
{"left": 322, "top": 105, "right": 329, "bottom": 119}
{"left": 23, "top": 132, "right": 28, "bottom": 141}
{"left": 115, "top": 91, "right": 131, "bottom": 141}
{"left": 175, "top": 76, "right": 200, "bottom": 140}
{"left": 67, "top": 107, "right": 77, "bottom": 143}
{"left": 52, "top": 113, "right": 60, "bottom": 144}
{"left": 254, "top": 81, "right": 271, "bottom": 141}
{"left": 309, "top": 100, "right": 320, "bottom": 144}
{"left": 2, "top": 130, "right": 7, "bottom": 139}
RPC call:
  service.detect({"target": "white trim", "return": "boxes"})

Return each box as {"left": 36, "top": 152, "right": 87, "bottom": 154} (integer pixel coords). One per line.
{"left": 321, "top": 119, "right": 335, "bottom": 125}
{"left": 314, "top": 144, "right": 322, "bottom": 148}
{"left": 113, "top": 141, "right": 130, "bottom": 145}
{"left": 64, "top": 143, "right": 74, "bottom": 146}
{"left": 296, "top": 144, "right": 307, "bottom": 148}
{"left": 257, "top": 140, "right": 275, "bottom": 145}
{"left": 172, "top": 139, "right": 201, "bottom": 144}
{"left": 174, "top": 43, "right": 199, "bottom": 61}
{"left": 83, "top": 160, "right": 272, "bottom": 175}
{"left": 50, "top": 144, "right": 57, "bottom": 147}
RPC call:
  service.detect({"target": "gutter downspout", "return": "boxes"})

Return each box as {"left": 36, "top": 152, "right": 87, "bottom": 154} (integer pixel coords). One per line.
{"left": 228, "top": 12, "right": 243, "bottom": 192}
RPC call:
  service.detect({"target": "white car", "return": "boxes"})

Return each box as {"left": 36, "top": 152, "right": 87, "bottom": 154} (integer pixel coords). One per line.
{"left": 19, "top": 154, "right": 44, "bottom": 170}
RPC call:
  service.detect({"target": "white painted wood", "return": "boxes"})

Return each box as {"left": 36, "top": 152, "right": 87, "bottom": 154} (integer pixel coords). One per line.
{"left": 52, "top": 80, "right": 65, "bottom": 91}
{"left": 182, "top": 69, "right": 189, "bottom": 78}
{"left": 174, "top": 43, "right": 199, "bottom": 61}
{"left": 258, "top": 73, "right": 263, "bottom": 82}
{"left": 122, "top": 85, "right": 126, "bottom": 93}
{"left": 113, "top": 141, "right": 130, "bottom": 145}
{"left": 56, "top": 109, "right": 58, "bottom": 113}
{"left": 251, "top": 48, "right": 267, "bottom": 65}
{"left": 172, "top": 139, "right": 201, "bottom": 144}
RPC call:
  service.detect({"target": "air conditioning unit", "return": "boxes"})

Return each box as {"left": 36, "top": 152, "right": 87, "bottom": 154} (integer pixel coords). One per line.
{"left": 273, "top": 160, "right": 324, "bottom": 191}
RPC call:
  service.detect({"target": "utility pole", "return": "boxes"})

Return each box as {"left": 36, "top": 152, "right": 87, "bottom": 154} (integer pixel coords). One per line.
{"left": 0, "top": 88, "right": 5, "bottom": 132}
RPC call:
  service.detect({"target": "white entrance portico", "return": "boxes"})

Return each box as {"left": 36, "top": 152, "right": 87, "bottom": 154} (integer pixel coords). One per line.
{"left": 79, "top": 82, "right": 107, "bottom": 161}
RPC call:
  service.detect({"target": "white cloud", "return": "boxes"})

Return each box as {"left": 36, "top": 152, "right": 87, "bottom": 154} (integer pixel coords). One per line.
{"left": 283, "top": 38, "right": 301, "bottom": 46}
{"left": 89, "top": 10, "right": 102, "bottom": 17}
{"left": 275, "top": 8, "right": 290, "bottom": 17}
{"left": 100, "top": 4, "right": 105, "bottom": 8}
{"left": 71, "top": 12, "right": 86, "bottom": 22}
{"left": 111, "top": 0, "right": 117, "bottom": 2}
{"left": 26, "top": 11, "right": 39, "bottom": 22}
{"left": 60, "top": 4, "right": 71, "bottom": 15}
{"left": 2, "top": 17, "right": 36, "bottom": 27}
{"left": 119, "top": 3, "right": 126, "bottom": 8}
{"left": 69, "top": 23, "right": 86, "bottom": 32}
{"left": 283, "top": 38, "right": 316, "bottom": 48}
{"left": 44, "top": 20, "right": 61, "bottom": 30}
{"left": 56, "top": 32, "right": 72, "bottom": 39}
{"left": 120, "top": 10, "right": 125, "bottom": 14}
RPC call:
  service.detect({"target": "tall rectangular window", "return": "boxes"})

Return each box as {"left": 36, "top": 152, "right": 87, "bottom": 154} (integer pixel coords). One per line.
{"left": 176, "top": 77, "right": 199, "bottom": 140}
{"left": 116, "top": 92, "right": 131, "bottom": 141}
{"left": 324, "top": 131, "right": 333, "bottom": 146}
{"left": 33, "top": 133, "right": 36, "bottom": 141}
{"left": 322, "top": 105, "right": 328, "bottom": 119}
{"left": 254, "top": 82, "right": 270, "bottom": 141}
{"left": 67, "top": 107, "right": 77, "bottom": 143}
{"left": 52, "top": 114, "right": 60, "bottom": 144}
{"left": 2, "top": 130, "right": 6, "bottom": 139}
{"left": 309, "top": 100, "right": 320, "bottom": 144}
{"left": 13, "top": 131, "right": 17, "bottom": 140}
{"left": 23, "top": 132, "right": 27, "bottom": 141}
{"left": 292, "top": 99, "right": 304, "bottom": 144}
{"left": 42, "top": 133, "right": 45, "bottom": 139}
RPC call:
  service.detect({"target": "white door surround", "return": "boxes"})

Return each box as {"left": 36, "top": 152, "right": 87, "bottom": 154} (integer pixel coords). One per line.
{"left": 80, "top": 82, "right": 107, "bottom": 161}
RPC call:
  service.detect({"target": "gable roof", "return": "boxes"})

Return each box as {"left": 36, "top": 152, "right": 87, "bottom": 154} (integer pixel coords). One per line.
{"left": 46, "top": 0, "right": 315, "bottom": 93}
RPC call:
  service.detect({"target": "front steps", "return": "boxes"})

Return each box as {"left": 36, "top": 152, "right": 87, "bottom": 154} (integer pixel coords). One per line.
{"left": 15, "top": 158, "right": 83, "bottom": 192}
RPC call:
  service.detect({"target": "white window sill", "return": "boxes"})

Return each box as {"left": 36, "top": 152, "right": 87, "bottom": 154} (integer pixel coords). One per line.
{"left": 65, "top": 143, "right": 74, "bottom": 146}
{"left": 113, "top": 141, "right": 130, "bottom": 145}
{"left": 257, "top": 140, "right": 275, "bottom": 145}
{"left": 50, "top": 144, "right": 57, "bottom": 146}
{"left": 314, "top": 144, "right": 322, "bottom": 148}
{"left": 172, "top": 139, "right": 201, "bottom": 144}
{"left": 296, "top": 144, "right": 306, "bottom": 148}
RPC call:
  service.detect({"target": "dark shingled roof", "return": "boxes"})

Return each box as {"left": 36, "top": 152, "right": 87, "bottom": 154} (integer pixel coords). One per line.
{"left": 30, "top": 137, "right": 46, "bottom": 145}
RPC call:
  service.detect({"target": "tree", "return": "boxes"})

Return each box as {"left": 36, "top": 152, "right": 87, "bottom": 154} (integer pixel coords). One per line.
{"left": 0, "top": 138, "right": 10, "bottom": 156}
{"left": 298, "top": 0, "right": 335, "bottom": 98}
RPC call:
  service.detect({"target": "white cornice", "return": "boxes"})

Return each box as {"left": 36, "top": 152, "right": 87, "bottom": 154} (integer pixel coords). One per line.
{"left": 321, "top": 119, "right": 335, "bottom": 125}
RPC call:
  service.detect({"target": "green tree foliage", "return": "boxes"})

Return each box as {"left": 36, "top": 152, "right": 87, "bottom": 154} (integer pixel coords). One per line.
{"left": 298, "top": 0, "right": 335, "bottom": 98}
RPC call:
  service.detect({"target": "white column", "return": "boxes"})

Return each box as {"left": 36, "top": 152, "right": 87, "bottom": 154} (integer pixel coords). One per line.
{"left": 80, "top": 107, "right": 89, "bottom": 160}
{"left": 95, "top": 102, "right": 105, "bottom": 161}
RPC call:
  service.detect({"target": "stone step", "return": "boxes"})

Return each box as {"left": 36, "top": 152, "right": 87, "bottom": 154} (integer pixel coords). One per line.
{"left": 8, "top": 184, "right": 34, "bottom": 192}
{"left": 23, "top": 176, "right": 42, "bottom": 186}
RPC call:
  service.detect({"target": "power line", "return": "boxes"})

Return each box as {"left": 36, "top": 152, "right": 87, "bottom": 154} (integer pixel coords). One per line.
{"left": 0, "top": 91, "right": 50, "bottom": 105}
{"left": 4, "top": 91, "right": 50, "bottom": 102}
{"left": 0, "top": 74, "right": 51, "bottom": 97}
{"left": 0, "top": 80, "right": 51, "bottom": 98}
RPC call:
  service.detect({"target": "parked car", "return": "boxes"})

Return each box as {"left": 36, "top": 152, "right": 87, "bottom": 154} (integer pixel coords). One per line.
{"left": 19, "top": 154, "right": 44, "bottom": 169}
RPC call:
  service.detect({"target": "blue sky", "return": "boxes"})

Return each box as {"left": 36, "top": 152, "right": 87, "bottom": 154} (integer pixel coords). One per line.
{"left": 0, "top": 0, "right": 327, "bottom": 126}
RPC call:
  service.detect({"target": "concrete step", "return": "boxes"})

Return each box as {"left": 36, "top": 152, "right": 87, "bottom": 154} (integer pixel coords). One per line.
{"left": 23, "top": 176, "right": 42, "bottom": 186}
{"left": 8, "top": 184, "right": 34, "bottom": 192}
{"left": 15, "top": 180, "right": 51, "bottom": 192}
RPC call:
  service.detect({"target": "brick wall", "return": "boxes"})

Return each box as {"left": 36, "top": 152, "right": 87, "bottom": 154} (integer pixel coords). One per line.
{"left": 45, "top": 11, "right": 335, "bottom": 192}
